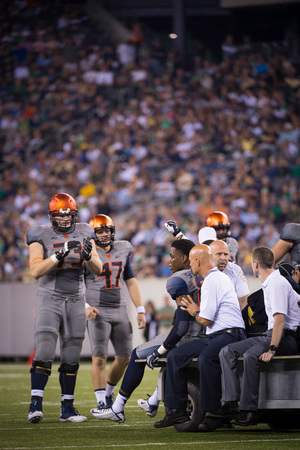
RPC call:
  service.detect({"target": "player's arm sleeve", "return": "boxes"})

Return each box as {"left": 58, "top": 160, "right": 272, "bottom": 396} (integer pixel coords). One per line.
{"left": 123, "top": 254, "right": 135, "bottom": 280}
{"left": 26, "top": 227, "right": 43, "bottom": 246}
{"left": 162, "top": 305, "right": 191, "bottom": 350}
{"left": 162, "top": 276, "right": 193, "bottom": 350}
{"left": 280, "top": 223, "right": 297, "bottom": 241}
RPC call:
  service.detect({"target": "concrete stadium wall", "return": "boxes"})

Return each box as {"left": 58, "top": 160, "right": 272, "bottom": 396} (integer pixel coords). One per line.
{"left": 0, "top": 277, "right": 262, "bottom": 359}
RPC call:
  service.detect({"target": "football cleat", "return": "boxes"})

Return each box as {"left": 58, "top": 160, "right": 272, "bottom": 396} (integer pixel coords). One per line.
{"left": 28, "top": 399, "right": 43, "bottom": 423}
{"left": 137, "top": 398, "right": 159, "bottom": 418}
{"left": 92, "top": 406, "right": 125, "bottom": 423}
{"left": 60, "top": 403, "right": 87, "bottom": 422}
{"left": 90, "top": 401, "right": 109, "bottom": 417}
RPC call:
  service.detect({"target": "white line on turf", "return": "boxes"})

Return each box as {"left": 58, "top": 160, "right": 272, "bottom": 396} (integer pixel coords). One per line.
{"left": 1, "top": 439, "right": 300, "bottom": 449}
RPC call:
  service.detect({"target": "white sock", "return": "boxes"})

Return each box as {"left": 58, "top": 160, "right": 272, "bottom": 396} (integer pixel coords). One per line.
{"left": 106, "top": 382, "right": 116, "bottom": 398}
{"left": 95, "top": 389, "right": 106, "bottom": 404}
{"left": 113, "top": 393, "right": 127, "bottom": 413}
{"left": 148, "top": 387, "right": 159, "bottom": 406}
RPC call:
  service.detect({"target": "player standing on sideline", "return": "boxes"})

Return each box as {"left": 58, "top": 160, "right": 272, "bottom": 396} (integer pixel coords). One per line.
{"left": 206, "top": 211, "right": 239, "bottom": 262}
{"left": 85, "top": 214, "right": 146, "bottom": 414}
{"left": 27, "top": 193, "right": 102, "bottom": 424}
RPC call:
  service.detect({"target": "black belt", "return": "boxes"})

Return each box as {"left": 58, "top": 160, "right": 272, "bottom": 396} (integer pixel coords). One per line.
{"left": 222, "top": 328, "right": 246, "bottom": 335}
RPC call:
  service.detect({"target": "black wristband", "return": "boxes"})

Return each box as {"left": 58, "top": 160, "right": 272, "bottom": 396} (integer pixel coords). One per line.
{"left": 269, "top": 345, "right": 278, "bottom": 352}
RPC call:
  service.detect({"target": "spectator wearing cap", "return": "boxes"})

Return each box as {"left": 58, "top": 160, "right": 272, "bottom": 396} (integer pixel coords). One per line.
{"left": 277, "top": 261, "right": 300, "bottom": 295}
{"left": 198, "top": 227, "right": 217, "bottom": 245}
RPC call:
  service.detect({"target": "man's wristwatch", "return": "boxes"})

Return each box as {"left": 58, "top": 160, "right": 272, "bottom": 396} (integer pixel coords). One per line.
{"left": 269, "top": 345, "right": 278, "bottom": 352}
{"left": 192, "top": 310, "right": 200, "bottom": 317}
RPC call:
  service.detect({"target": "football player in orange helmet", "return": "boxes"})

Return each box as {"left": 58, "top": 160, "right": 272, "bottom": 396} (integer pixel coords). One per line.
{"left": 206, "top": 211, "right": 239, "bottom": 262}
{"left": 26, "top": 193, "right": 102, "bottom": 424}
{"left": 206, "top": 211, "right": 230, "bottom": 240}
{"left": 48, "top": 193, "right": 78, "bottom": 233}
{"left": 85, "top": 214, "right": 146, "bottom": 415}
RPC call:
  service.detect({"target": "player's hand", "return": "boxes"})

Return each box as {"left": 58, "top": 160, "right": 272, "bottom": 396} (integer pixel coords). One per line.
{"left": 164, "top": 220, "right": 183, "bottom": 238}
{"left": 55, "top": 241, "right": 80, "bottom": 261}
{"left": 86, "top": 306, "right": 99, "bottom": 320}
{"left": 259, "top": 351, "right": 275, "bottom": 363}
{"left": 83, "top": 237, "right": 93, "bottom": 261}
{"left": 137, "top": 313, "right": 146, "bottom": 329}
{"left": 146, "top": 349, "right": 160, "bottom": 370}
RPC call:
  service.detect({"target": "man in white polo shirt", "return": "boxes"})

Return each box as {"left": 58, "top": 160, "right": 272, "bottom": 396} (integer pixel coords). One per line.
{"left": 216, "top": 247, "right": 300, "bottom": 428}
{"left": 154, "top": 244, "right": 245, "bottom": 430}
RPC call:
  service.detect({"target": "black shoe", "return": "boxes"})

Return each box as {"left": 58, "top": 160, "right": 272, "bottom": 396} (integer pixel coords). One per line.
{"left": 208, "top": 401, "right": 239, "bottom": 419}
{"left": 198, "top": 415, "right": 224, "bottom": 432}
{"left": 154, "top": 409, "right": 190, "bottom": 428}
{"left": 232, "top": 410, "right": 258, "bottom": 426}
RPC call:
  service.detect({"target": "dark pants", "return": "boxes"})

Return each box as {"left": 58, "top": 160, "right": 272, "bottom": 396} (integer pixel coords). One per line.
{"left": 164, "top": 330, "right": 245, "bottom": 412}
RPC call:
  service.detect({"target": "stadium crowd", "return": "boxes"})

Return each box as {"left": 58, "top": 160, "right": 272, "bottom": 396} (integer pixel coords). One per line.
{"left": 1, "top": 0, "right": 300, "bottom": 282}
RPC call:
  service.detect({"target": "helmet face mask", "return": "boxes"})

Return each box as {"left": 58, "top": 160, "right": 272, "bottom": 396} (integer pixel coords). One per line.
{"left": 48, "top": 193, "right": 78, "bottom": 233}
{"left": 206, "top": 211, "right": 231, "bottom": 239}
{"left": 89, "top": 214, "right": 115, "bottom": 248}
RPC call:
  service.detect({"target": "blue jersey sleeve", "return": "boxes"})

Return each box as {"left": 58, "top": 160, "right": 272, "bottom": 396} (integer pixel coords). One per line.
{"left": 166, "top": 276, "right": 191, "bottom": 300}
{"left": 123, "top": 254, "right": 135, "bottom": 280}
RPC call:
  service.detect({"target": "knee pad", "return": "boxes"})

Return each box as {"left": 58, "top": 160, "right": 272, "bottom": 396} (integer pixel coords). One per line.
{"left": 30, "top": 360, "right": 52, "bottom": 376}
{"left": 58, "top": 363, "right": 79, "bottom": 374}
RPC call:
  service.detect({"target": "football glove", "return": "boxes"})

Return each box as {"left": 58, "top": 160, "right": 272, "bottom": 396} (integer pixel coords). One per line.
{"left": 83, "top": 237, "right": 93, "bottom": 261}
{"left": 164, "top": 220, "right": 183, "bottom": 239}
{"left": 146, "top": 349, "right": 161, "bottom": 370}
{"left": 52, "top": 241, "right": 80, "bottom": 262}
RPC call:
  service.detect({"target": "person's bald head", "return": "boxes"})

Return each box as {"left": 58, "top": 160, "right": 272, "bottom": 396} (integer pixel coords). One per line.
{"left": 209, "top": 239, "right": 229, "bottom": 271}
{"left": 189, "top": 244, "right": 214, "bottom": 278}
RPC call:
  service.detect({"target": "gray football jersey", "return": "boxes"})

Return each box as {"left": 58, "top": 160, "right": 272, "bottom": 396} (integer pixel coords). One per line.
{"left": 85, "top": 240, "right": 133, "bottom": 308}
{"left": 280, "top": 223, "right": 300, "bottom": 265}
{"left": 26, "top": 223, "right": 93, "bottom": 298}
{"left": 224, "top": 236, "right": 239, "bottom": 262}
{"left": 166, "top": 269, "right": 204, "bottom": 341}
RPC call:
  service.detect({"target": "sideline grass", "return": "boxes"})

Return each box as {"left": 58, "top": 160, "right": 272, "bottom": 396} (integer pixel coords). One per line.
{"left": 0, "top": 362, "right": 300, "bottom": 450}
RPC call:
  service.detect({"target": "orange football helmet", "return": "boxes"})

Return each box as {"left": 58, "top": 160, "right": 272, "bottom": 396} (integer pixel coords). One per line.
{"left": 206, "top": 211, "right": 230, "bottom": 239}
{"left": 48, "top": 193, "right": 78, "bottom": 232}
{"left": 89, "top": 214, "right": 116, "bottom": 247}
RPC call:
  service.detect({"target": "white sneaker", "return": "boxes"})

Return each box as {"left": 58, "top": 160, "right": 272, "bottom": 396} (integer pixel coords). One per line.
{"left": 90, "top": 401, "right": 109, "bottom": 418}
{"left": 92, "top": 406, "right": 125, "bottom": 423}
{"left": 137, "top": 398, "right": 159, "bottom": 417}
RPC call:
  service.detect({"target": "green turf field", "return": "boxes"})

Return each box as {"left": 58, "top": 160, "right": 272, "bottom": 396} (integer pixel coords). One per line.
{"left": 0, "top": 362, "right": 300, "bottom": 450}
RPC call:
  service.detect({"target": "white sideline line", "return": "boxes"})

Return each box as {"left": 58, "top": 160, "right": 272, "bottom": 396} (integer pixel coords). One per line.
{"left": 2, "top": 439, "right": 300, "bottom": 449}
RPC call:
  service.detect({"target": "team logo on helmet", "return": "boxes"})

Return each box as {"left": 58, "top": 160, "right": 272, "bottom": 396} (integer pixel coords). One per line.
{"left": 89, "top": 214, "right": 116, "bottom": 248}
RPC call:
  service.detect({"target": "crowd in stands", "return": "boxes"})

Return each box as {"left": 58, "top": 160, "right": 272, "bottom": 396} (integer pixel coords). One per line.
{"left": 1, "top": 0, "right": 300, "bottom": 282}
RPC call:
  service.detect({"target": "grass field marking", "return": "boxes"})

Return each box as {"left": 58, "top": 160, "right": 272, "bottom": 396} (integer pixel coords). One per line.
{"left": 2, "top": 438, "right": 300, "bottom": 449}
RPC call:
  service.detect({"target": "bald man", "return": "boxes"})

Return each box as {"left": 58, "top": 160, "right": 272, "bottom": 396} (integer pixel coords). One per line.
{"left": 154, "top": 245, "right": 245, "bottom": 431}
{"left": 209, "top": 240, "right": 249, "bottom": 310}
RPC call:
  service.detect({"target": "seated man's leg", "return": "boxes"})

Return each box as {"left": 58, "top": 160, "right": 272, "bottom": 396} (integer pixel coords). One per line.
{"left": 239, "top": 337, "right": 270, "bottom": 411}
{"left": 154, "top": 339, "right": 208, "bottom": 428}
{"left": 198, "top": 333, "right": 238, "bottom": 413}
{"left": 164, "top": 339, "right": 207, "bottom": 410}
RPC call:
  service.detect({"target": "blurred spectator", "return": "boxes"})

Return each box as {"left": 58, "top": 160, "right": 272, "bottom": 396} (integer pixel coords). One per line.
{"left": 156, "top": 295, "right": 175, "bottom": 335}
{"left": 143, "top": 300, "right": 159, "bottom": 341}
{"left": 0, "top": 0, "right": 300, "bottom": 283}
